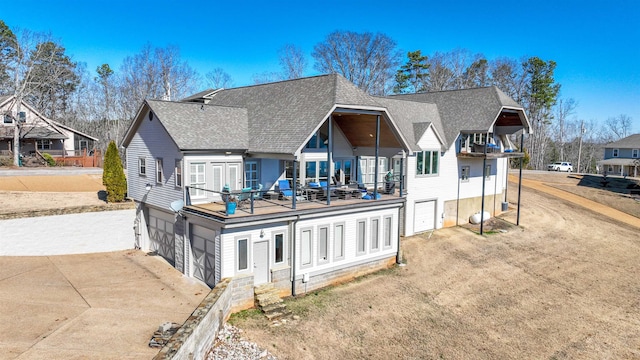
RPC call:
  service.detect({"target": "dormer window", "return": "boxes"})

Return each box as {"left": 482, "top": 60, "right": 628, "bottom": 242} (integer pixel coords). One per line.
{"left": 613, "top": 149, "right": 619, "bottom": 157}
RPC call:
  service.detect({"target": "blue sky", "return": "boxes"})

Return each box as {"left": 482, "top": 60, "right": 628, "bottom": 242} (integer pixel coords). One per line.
{"left": 2, "top": 0, "right": 639, "bottom": 132}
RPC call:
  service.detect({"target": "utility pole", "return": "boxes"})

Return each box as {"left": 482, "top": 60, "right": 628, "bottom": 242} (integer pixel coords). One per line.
{"left": 577, "top": 120, "right": 585, "bottom": 173}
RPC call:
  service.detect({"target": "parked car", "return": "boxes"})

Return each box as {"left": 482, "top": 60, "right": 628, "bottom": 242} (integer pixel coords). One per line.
{"left": 547, "top": 162, "right": 573, "bottom": 172}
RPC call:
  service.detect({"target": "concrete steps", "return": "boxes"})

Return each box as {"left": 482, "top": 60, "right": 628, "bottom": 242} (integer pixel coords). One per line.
{"left": 254, "top": 283, "right": 291, "bottom": 322}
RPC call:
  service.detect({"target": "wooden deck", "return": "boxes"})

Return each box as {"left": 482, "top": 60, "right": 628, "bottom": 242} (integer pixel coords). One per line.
{"left": 186, "top": 192, "right": 404, "bottom": 221}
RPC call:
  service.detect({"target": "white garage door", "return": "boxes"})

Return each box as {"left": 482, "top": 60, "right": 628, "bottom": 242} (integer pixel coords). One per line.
{"left": 148, "top": 208, "right": 175, "bottom": 265}
{"left": 414, "top": 200, "right": 436, "bottom": 233}
{"left": 191, "top": 225, "right": 217, "bottom": 287}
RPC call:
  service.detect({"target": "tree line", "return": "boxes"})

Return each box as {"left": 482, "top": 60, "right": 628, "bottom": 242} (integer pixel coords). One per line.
{"left": 0, "top": 22, "right": 633, "bottom": 172}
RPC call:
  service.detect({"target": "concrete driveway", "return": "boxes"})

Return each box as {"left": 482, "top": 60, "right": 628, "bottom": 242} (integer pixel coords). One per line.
{"left": 0, "top": 250, "right": 209, "bottom": 359}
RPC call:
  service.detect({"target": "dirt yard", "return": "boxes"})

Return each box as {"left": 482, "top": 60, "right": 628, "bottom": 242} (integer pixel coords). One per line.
{"left": 229, "top": 172, "right": 640, "bottom": 359}
{"left": 0, "top": 172, "right": 132, "bottom": 218}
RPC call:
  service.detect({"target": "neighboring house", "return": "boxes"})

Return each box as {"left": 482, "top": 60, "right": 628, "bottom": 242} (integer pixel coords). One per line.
{"left": 122, "top": 74, "right": 530, "bottom": 303}
{"left": 0, "top": 95, "right": 98, "bottom": 161}
{"left": 597, "top": 134, "right": 640, "bottom": 177}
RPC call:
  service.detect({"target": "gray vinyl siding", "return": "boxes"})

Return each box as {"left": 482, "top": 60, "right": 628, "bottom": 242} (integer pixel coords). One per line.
{"left": 604, "top": 147, "right": 636, "bottom": 159}
{"left": 126, "top": 110, "right": 183, "bottom": 210}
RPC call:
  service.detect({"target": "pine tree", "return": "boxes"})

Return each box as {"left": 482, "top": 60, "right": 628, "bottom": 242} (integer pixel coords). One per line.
{"left": 102, "top": 141, "right": 127, "bottom": 202}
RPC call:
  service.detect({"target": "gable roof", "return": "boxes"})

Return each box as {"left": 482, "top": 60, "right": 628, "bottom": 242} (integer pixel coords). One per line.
{"left": 605, "top": 134, "right": 640, "bottom": 149}
{"left": 143, "top": 100, "right": 249, "bottom": 150}
{"left": 389, "top": 86, "right": 524, "bottom": 147}
{"left": 203, "top": 74, "right": 387, "bottom": 154}
{"left": 374, "top": 96, "right": 445, "bottom": 151}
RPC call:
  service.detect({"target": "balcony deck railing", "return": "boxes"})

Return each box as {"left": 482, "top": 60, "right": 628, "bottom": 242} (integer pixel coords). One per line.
{"left": 185, "top": 178, "right": 405, "bottom": 219}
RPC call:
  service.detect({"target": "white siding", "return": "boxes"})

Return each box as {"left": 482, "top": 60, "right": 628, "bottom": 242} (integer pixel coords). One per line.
{"left": 184, "top": 154, "right": 244, "bottom": 204}
{"left": 402, "top": 132, "right": 510, "bottom": 236}
{"left": 126, "top": 110, "right": 183, "bottom": 211}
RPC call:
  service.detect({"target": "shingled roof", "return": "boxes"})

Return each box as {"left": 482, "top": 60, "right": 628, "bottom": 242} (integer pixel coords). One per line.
{"left": 389, "top": 86, "right": 523, "bottom": 147}
{"left": 604, "top": 134, "right": 640, "bottom": 149}
{"left": 145, "top": 100, "right": 249, "bottom": 150}
{"left": 374, "top": 97, "right": 445, "bottom": 151}
{"left": 204, "top": 74, "right": 384, "bottom": 154}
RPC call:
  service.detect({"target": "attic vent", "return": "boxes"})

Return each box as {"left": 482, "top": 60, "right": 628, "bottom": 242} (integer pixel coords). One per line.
{"left": 149, "top": 111, "right": 154, "bottom": 121}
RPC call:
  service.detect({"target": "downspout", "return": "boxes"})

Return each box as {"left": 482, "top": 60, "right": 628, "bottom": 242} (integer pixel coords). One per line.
{"left": 396, "top": 203, "right": 404, "bottom": 264}
{"left": 291, "top": 214, "right": 300, "bottom": 297}
{"left": 327, "top": 116, "right": 332, "bottom": 205}
{"left": 373, "top": 115, "right": 380, "bottom": 199}
{"left": 480, "top": 136, "right": 487, "bottom": 235}
{"left": 292, "top": 160, "right": 298, "bottom": 209}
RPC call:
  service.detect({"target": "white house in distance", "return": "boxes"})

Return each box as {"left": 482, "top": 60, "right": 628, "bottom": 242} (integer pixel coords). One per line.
{"left": 122, "top": 74, "right": 530, "bottom": 307}
{"left": 0, "top": 95, "right": 98, "bottom": 165}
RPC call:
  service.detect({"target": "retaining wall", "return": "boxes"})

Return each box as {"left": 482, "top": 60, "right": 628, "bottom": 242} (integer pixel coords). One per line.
{"left": 153, "top": 276, "right": 255, "bottom": 360}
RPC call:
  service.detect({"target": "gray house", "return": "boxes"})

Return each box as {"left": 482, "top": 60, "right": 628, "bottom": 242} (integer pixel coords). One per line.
{"left": 597, "top": 134, "right": 640, "bottom": 177}
{"left": 122, "top": 74, "right": 530, "bottom": 309}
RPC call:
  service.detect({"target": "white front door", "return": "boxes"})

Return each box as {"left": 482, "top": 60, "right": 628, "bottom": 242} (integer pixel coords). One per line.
{"left": 253, "top": 241, "right": 269, "bottom": 285}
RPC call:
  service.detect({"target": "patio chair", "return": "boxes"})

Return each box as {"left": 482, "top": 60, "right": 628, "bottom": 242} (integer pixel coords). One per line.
{"left": 278, "top": 179, "right": 293, "bottom": 199}
{"left": 237, "top": 187, "right": 253, "bottom": 209}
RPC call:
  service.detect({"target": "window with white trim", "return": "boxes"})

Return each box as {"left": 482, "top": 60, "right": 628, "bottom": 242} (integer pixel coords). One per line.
{"left": 613, "top": 148, "right": 619, "bottom": 157}
{"left": 461, "top": 166, "right": 470, "bottom": 182}
{"left": 156, "top": 158, "right": 163, "bottom": 183}
{"left": 274, "top": 233, "right": 284, "bottom": 264}
{"left": 36, "top": 139, "right": 51, "bottom": 150}
{"left": 334, "top": 223, "right": 345, "bottom": 260}
{"left": 245, "top": 161, "right": 259, "bottom": 188}
{"left": 138, "top": 157, "right": 146, "bottom": 176}
{"left": 633, "top": 149, "right": 639, "bottom": 158}
{"left": 318, "top": 225, "right": 329, "bottom": 262}
{"left": 301, "top": 228, "right": 312, "bottom": 267}
{"left": 3, "top": 115, "right": 12, "bottom": 124}
{"left": 416, "top": 150, "right": 439, "bottom": 175}
{"left": 357, "top": 219, "right": 366, "bottom": 255}
{"left": 175, "top": 159, "right": 182, "bottom": 187}
{"left": 371, "top": 218, "right": 379, "bottom": 251}
{"left": 383, "top": 216, "right": 392, "bottom": 248}
{"left": 237, "top": 238, "right": 248, "bottom": 271}
{"left": 189, "top": 162, "right": 205, "bottom": 197}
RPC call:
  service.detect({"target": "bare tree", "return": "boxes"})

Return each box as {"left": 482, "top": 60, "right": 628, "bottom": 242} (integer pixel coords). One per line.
{"left": 278, "top": 44, "right": 306, "bottom": 80}
{"left": 312, "top": 31, "right": 401, "bottom": 95}
{"left": 554, "top": 98, "right": 577, "bottom": 161}
{"left": 205, "top": 68, "right": 233, "bottom": 89}
{"left": 425, "top": 51, "right": 454, "bottom": 91}
{"left": 0, "top": 23, "right": 63, "bottom": 165}
{"left": 116, "top": 44, "right": 199, "bottom": 123}
{"left": 489, "top": 57, "right": 527, "bottom": 103}
{"left": 604, "top": 114, "right": 632, "bottom": 141}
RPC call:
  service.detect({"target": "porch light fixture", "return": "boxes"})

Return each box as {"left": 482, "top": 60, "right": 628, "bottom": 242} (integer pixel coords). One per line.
{"left": 145, "top": 183, "right": 152, "bottom": 191}
{"left": 260, "top": 229, "right": 265, "bottom": 238}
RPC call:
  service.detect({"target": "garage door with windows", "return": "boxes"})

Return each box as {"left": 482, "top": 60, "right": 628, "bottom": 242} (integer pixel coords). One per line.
{"left": 414, "top": 200, "right": 436, "bottom": 233}
{"left": 148, "top": 208, "right": 175, "bottom": 265}
{"left": 190, "top": 225, "right": 217, "bottom": 287}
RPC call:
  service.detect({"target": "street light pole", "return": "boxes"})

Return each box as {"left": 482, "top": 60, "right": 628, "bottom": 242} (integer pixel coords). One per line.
{"left": 577, "top": 120, "right": 585, "bottom": 173}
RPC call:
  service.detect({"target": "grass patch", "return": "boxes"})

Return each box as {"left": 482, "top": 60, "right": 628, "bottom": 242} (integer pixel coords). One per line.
{"left": 285, "top": 287, "right": 335, "bottom": 316}
{"left": 228, "top": 308, "right": 263, "bottom": 325}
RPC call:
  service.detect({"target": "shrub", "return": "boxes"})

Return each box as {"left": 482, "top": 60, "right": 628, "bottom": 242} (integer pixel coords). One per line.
{"left": 41, "top": 153, "right": 56, "bottom": 167}
{"left": 102, "top": 141, "right": 127, "bottom": 202}
{"left": 0, "top": 156, "right": 13, "bottom": 167}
